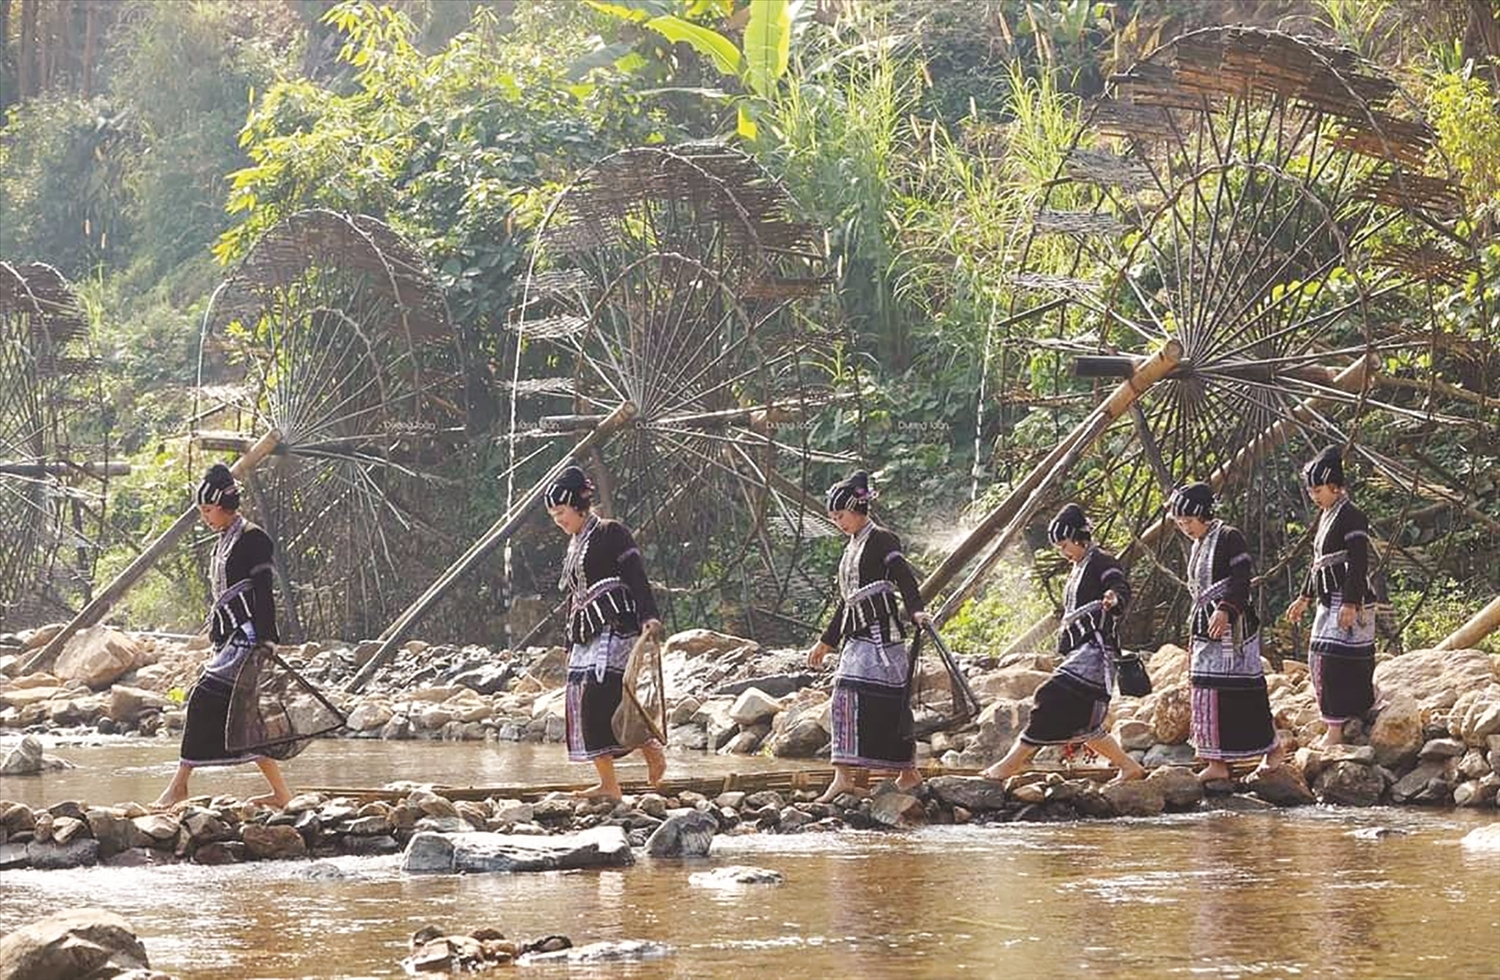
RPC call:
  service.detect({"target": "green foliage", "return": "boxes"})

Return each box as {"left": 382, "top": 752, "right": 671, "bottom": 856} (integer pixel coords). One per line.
{"left": 0, "top": 97, "right": 132, "bottom": 275}
{"left": 1427, "top": 64, "right": 1500, "bottom": 213}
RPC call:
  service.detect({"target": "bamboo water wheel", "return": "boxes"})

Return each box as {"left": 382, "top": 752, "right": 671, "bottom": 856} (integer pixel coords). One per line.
{"left": 503, "top": 143, "right": 841, "bottom": 644}
{"left": 194, "top": 210, "right": 467, "bottom": 642}
{"left": 0, "top": 262, "right": 120, "bottom": 631}
{"left": 931, "top": 28, "right": 1494, "bottom": 646}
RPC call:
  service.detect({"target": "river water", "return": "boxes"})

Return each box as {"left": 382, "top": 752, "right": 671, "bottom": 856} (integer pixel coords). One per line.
{"left": 3, "top": 737, "right": 1498, "bottom": 979}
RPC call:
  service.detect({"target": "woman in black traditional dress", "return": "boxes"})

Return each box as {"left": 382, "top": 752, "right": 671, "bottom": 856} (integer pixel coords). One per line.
{"left": 1284, "top": 446, "right": 1379, "bottom": 746}
{"left": 546, "top": 465, "right": 666, "bottom": 800}
{"left": 806, "top": 471, "right": 930, "bottom": 803}
{"left": 152, "top": 464, "right": 293, "bottom": 809}
{"left": 980, "top": 504, "right": 1145, "bottom": 783}
{"left": 1169, "top": 482, "right": 1286, "bottom": 781}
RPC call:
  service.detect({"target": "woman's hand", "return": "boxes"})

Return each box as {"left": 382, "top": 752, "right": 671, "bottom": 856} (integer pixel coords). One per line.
{"left": 911, "top": 611, "right": 933, "bottom": 628}
{"left": 807, "top": 641, "right": 833, "bottom": 668}
{"left": 1207, "top": 608, "right": 1230, "bottom": 640}
{"left": 642, "top": 618, "right": 663, "bottom": 639}
{"left": 1101, "top": 590, "right": 1119, "bottom": 612}
{"left": 1337, "top": 604, "right": 1360, "bottom": 630}
{"left": 1285, "top": 595, "right": 1309, "bottom": 622}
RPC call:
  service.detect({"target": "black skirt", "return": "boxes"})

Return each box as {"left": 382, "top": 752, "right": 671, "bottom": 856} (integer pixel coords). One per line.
{"left": 1021, "top": 673, "right": 1109, "bottom": 746}
{"left": 180, "top": 673, "right": 261, "bottom": 767}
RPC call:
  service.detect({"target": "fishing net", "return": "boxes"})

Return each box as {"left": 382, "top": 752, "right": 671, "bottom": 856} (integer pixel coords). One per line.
{"left": 225, "top": 645, "right": 347, "bottom": 760}
{"left": 612, "top": 632, "right": 667, "bottom": 749}
{"left": 903, "top": 623, "right": 982, "bottom": 738}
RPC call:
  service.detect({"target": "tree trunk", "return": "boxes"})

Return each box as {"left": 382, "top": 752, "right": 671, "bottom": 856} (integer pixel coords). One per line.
{"left": 0, "top": 0, "right": 12, "bottom": 111}
{"left": 1466, "top": 0, "right": 1500, "bottom": 85}
{"left": 18, "top": 0, "right": 34, "bottom": 100}
{"left": 81, "top": 0, "right": 94, "bottom": 98}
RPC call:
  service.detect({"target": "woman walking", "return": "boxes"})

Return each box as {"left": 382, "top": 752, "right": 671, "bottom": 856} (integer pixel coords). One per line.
{"left": 980, "top": 503, "right": 1145, "bottom": 783}
{"left": 1169, "top": 482, "right": 1285, "bottom": 781}
{"left": 547, "top": 464, "right": 666, "bottom": 800}
{"left": 806, "top": 471, "right": 930, "bottom": 803}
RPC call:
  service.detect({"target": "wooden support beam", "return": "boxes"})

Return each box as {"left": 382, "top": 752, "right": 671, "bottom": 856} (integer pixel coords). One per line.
{"left": 1435, "top": 594, "right": 1500, "bottom": 651}
{"left": 20, "top": 429, "right": 283, "bottom": 673}
{"left": 0, "top": 461, "right": 131, "bottom": 477}
{"left": 925, "top": 339, "right": 1184, "bottom": 623}
{"left": 347, "top": 402, "right": 639, "bottom": 693}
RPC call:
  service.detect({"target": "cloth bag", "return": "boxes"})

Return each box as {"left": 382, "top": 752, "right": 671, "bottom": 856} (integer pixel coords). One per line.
{"left": 611, "top": 632, "right": 667, "bottom": 749}
{"left": 1113, "top": 652, "right": 1153, "bottom": 697}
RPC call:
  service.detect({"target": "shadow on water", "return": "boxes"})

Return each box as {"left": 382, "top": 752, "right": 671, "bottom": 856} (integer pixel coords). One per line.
{"left": 3, "top": 738, "right": 1499, "bottom": 979}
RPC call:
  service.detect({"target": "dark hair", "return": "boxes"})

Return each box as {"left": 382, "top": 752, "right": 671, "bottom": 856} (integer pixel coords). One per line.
{"left": 544, "top": 465, "right": 594, "bottom": 511}
{"left": 195, "top": 463, "right": 241, "bottom": 511}
{"left": 826, "top": 470, "right": 875, "bottom": 514}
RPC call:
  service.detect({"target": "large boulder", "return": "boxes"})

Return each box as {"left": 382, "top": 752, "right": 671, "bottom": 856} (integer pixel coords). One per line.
{"left": 968, "top": 699, "right": 1030, "bottom": 760}
{"left": 1373, "top": 648, "right": 1497, "bottom": 711}
{"left": 1247, "top": 764, "right": 1316, "bottom": 806}
{"left": 644, "top": 811, "right": 718, "bottom": 858}
{"left": 766, "top": 720, "right": 828, "bottom": 759}
{"left": 727, "top": 688, "right": 781, "bottom": 727}
{"left": 52, "top": 626, "right": 145, "bottom": 690}
{"left": 0, "top": 908, "right": 150, "bottom": 980}
{"left": 1314, "top": 760, "right": 1384, "bottom": 806}
{"left": 662, "top": 629, "right": 756, "bottom": 660}
{"left": 1150, "top": 684, "right": 1192, "bottom": 745}
{"left": 1147, "top": 644, "right": 1190, "bottom": 690}
{"left": 1448, "top": 687, "right": 1500, "bottom": 747}
{"left": 403, "top": 826, "right": 635, "bottom": 874}
{"left": 927, "top": 776, "right": 1009, "bottom": 812}
{"left": 1368, "top": 692, "right": 1423, "bottom": 768}
{"left": 0, "top": 735, "right": 72, "bottom": 776}
{"left": 107, "top": 685, "right": 171, "bottom": 725}
{"left": 971, "top": 669, "right": 1052, "bottom": 701}
{"left": 1146, "top": 766, "right": 1204, "bottom": 809}
{"left": 1102, "top": 779, "right": 1166, "bottom": 817}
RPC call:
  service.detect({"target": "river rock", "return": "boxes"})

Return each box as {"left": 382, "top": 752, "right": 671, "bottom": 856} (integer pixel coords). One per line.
{"left": 968, "top": 698, "right": 1029, "bottom": 759}
{"left": 662, "top": 628, "right": 755, "bottom": 661}
{"left": 0, "top": 908, "right": 150, "bottom": 979}
{"left": 715, "top": 673, "right": 813, "bottom": 699}
{"left": 1389, "top": 759, "right": 1448, "bottom": 803}
{"left": 51, "top": 627, "right": 145, "bottom": 690}
{"left": 667, "top": 724, "right": 708, "bottom": 750}
{"left": 1419, "top": 737, "right": 1465, "bottom": 760}
{"left": 88, "top": 810, "right": 143, "bottom": 858}
{"left": 1147, "top": 644, "right": 1190, "bottom": 689}
{"left": 106, "top": 685, "right": 171, "bottom": 725}
{"left": 767, "top": 719, "right": 828, "bottom": 758}
{"left": 688, "top": 865, "right": 784, "bottom": 888}
{"left": 927, "top": 776, "right": 1008, "bottom": 812}
{"left": 1102, "top": 779, "right": 1166, "bottom": 817}
{"left": 132, "top": 813, "right": 179, "bottom": 845}
{"left": 25, "top": 837, "right": 100, "bottom": 869}
{"left": 869, "top": 791, "right": 925, "bottom": 828}
{"left": 1142, "top": 742, "right": 1197, "bottom": 768}
{"left": 403, "top": 826, "right": 634, "bottom": 874}
{"left": 727, "top": 688, "right": 781, "bottom": 726}
{"left": 645, "top": 811, "right": 717, "bottom": 858}
{"left": 450, "top": 664, "right": 512, "bottom": 696}
{"left": 1150, "top": 684, "right": 1192, "bottom": 744}
{"left": 1449, "top": 691, "right": 1500, "bottom": 746}
{"left": 0, "top": 734, "right": 71, "bottom": 775}
{"left": 522, "top": 940, "right": 670, "bottom": 964}
{"left": 1368, "top": 692, "right": 1423, "bottom": 768}
{"left": 1314, "top": 760, "right": 1384, "bottom": 806}
{"left": 241, "top": 823, "right": 308, "bottom": 860}
{"left": 972, "top": 668, "right": 1051, "bottom": 701}
{"left": 346, "top": 701, "right": 394, "bottom": 732}
{"left": 1373, "top": 648, "right": 1497, "bottom": 711}
{"left": 1146, "top": 766, "right": 1204, "bottom": 809}
{"left": 1247, "top": 764, "right": 1315, "bottom": 806}
{"left": 1114, "top": 718, "right": 1153, "bottom": 751}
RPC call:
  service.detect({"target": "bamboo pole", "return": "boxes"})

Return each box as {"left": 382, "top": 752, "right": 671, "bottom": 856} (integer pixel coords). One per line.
{"left": 925, "top": 339, "right": 1184, "bottom": 624}
{"left": 346, "top": 401, "right": 639, "bottom": 693}
{"left": 21, "top": 428, "right": 283, "bottom": 673}
{"left": 1435, "top": 594, "right": 1500, "bottom": 651}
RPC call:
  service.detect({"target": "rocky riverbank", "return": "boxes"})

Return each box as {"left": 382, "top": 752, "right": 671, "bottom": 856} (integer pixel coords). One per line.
{"left": 3, "top": 624, "right": 1498, "bottom": 820}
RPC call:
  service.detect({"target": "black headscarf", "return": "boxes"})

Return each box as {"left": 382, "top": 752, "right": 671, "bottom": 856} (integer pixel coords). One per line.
{"left": 1302, "top": 445, "right": 1345, "bottom": 488}
{"left": 1047, "top": 502, "right": 1091, "bottom": 544}
{"left": 544, "top": 464, "right": 593, "bottom": 510}
{"left": 826, "top": 470, "right": 876, "bottom": 514}
{"left": 194, "top": 463, "right": 241, "bottom": 510}
{"left": 1167, "top": 482, "right": 1215, "bottom": 519}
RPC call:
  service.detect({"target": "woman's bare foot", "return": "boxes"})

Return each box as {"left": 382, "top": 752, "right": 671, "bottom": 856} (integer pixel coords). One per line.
{"left": 148, "top": 792, "right": 185, "bottom": 811}
{"left": 893, "top": 769, "right": 923, "bottom": 792}
{"left": 643, "top": 744, "right": 667, "bottom": 787}
{"left": 1196, "top": 761, "right": 1232, "bottom": 782}
{"left": 1314, "top": 726, "right": 1343, "bottom": 750}
{"left": 1108, "top": 759, "right": 1146, "bottom": 784}
{"left": 1253, "top": 738, "right": 1287, "bottom": 776}
{"left": 815, "top": 778, "right": 862, "bottom": 804}
{"left": 979, "top": 756, "right": 1024, "bottom": 783}
{"left": 577, "top": 783, "right": 623, "bottom": 801}
{"left": 247, "top": 791, "right": 291, "bottom": 808}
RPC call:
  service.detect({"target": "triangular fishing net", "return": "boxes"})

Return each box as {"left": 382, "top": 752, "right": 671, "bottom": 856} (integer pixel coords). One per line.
{"left": 612, "top": 632, "right": 667, "bottom": 749}
{"left": 903, "top": 622, "right": 982, "bottom": 738}
{"left": 225, "top": 645, "right": 347, "bottom": 760}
